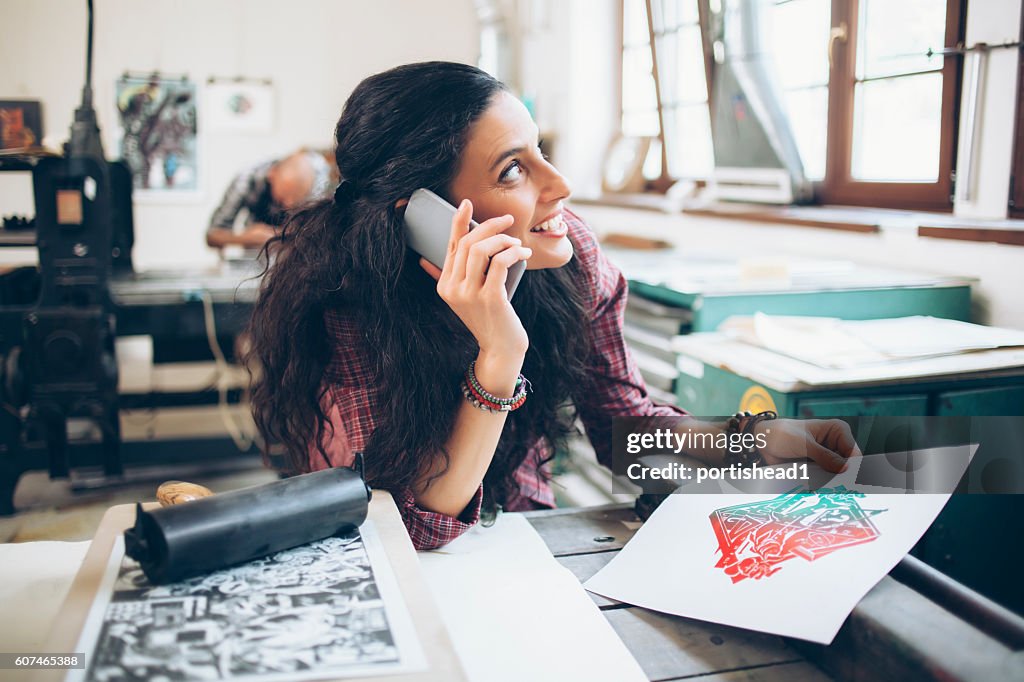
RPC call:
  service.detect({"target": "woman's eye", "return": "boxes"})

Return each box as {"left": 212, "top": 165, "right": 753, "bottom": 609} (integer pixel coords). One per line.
{"left": 499, "top": 161, "right": 523, "bottom": 183}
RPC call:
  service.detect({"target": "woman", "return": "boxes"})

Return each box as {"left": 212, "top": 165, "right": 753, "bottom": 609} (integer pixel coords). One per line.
{"left": 248, "top": 62, "right": 858, "bottom": 550}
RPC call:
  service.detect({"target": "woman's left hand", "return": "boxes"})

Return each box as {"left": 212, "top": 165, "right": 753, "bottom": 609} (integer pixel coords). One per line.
{"left": 755, "top": 418, "right": 861, "bottom": 473}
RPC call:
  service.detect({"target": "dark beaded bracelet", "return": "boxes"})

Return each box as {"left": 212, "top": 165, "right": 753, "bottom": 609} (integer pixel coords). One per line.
{"left": 466, "top": 361, "right": 528, "bottom": 406}
{"left": 724, "top": 410, "right": 777, "bottom": 468}
{"left": 462, "top": 379, "right": 528, "bottom": 413}
{"left": 461, "top": 361, "right": 531, "bottom": 413}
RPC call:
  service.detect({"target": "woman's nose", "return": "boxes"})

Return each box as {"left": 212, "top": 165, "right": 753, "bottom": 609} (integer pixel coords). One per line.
{"left": 540, "top": 162, "right": 572, "bottom": 203}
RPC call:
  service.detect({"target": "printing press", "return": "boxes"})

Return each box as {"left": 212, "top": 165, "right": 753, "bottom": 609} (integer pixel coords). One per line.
{"left": 0, "top": 5, "right": 258, "bottom": 516}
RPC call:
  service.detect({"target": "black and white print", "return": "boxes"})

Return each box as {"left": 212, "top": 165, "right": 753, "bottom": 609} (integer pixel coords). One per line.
{"left": 72, "top": 524, "right": 421, "bottom": 682}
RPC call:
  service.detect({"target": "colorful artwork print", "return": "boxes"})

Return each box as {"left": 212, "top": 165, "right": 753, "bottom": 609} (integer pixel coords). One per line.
{"left": 116, "top": 75, "right": 198, "bottom": 191}
{"left": 710, "top": 486, "right": 886, "bottom": 583}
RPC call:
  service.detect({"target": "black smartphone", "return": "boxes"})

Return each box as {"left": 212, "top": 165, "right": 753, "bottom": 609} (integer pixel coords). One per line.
{"left": 403, "top": 188, "right": 526, "bottom": 300}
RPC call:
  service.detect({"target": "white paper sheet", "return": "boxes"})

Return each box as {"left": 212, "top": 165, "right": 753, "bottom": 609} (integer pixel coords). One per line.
{"left": 418, "top": 513, "right": 647, "bottom": 682}
{"left": 585, "top": 447, "right": 976, "bottom": 645}
{"left": 0, "top": 541, "right": 90, "bottom": 652}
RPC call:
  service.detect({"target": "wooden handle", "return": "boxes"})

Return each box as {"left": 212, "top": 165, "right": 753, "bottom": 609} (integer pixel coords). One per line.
{"left": 156, "top": 480, "right": 214, "bottom": 507}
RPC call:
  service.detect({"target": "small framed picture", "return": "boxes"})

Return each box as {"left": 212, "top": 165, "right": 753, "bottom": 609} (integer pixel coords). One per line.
{"left": 207, "top": 80, "right": 275, "bottom": 134}
{"left": 0, "top": 100, "right": 43, "bottom": 149}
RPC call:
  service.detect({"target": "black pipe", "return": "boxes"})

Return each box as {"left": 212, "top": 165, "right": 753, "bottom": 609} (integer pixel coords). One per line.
{"left": 83, "top": 0, "right": 94, "bottom": 109}
{"left": 891, "top": 554, "right": 1024, "bottom": 650}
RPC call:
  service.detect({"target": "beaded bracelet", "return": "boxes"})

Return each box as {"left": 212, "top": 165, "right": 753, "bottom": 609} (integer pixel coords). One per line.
{"left": 465, "top": 377, "right": 527, "bottom": 409}
{"left": 462, "top": 380, "right": 528, "bottom": 412}
{"left": 724, "top": 410, "right": 777, "bottom": 468}
{"left": 462, "top": 373, "right": 529, "bottom": 412}
{"left": 461, "top": 361, "right": 531, "bottom": 413}
{"left": 466, "top": 361, "right": 525, "bottom": 406}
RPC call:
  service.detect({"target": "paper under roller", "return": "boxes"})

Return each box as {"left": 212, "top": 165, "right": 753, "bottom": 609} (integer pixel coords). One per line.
{"left": 124, "top": 461, "right": 371, "bottom": 585}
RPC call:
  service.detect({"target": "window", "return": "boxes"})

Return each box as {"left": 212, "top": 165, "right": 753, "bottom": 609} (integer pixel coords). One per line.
{"left": 763, "top": 0, "right": 832, "bottom": 181}
{"left": 622, "top": 0, "right": 660, "bottom": 140}
{"left": 620, "top": 0, "right": 714, "bottom": 186}
{"left": 819, "top": 0, "right": 964, "bottom": 210}
{"left": 623, "top": 0, "right": 964, "bottom": 210}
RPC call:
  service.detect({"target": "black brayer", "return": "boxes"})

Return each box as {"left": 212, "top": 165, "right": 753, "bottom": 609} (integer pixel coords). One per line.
{"left": 124, "top": 458, "right": 371, "bottom": 585}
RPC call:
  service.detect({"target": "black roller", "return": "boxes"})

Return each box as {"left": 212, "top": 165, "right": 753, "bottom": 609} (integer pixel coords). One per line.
{"left": 124, "top": 463, "right": 371, "bottom": 585}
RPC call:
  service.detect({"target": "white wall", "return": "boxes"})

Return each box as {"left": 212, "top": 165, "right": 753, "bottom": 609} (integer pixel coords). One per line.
{"left": 0, "top": 0, "right": 480, "bottom": 269}
{"left": 562, "top": 0, "right": 620, "bottom": 199}
{"left": 517, "top": 0, "right": 619, "bottom": 198}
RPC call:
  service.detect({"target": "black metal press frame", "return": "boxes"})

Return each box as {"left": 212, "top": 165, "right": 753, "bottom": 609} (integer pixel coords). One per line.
{"left": 0, "top": 0, "right": 259, "bottom": 515}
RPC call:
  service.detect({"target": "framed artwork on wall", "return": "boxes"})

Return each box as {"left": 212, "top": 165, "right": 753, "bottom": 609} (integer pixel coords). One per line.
{"left": 206, "top": 78, "right": 275, "bottom": 134}
{"left": 0, "top": 100, "right": 43, "bottom": 150}
{"left": 115, "top": 74, "right": 200, "bottom": 198}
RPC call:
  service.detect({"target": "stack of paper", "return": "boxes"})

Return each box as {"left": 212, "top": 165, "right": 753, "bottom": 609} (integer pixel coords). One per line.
{"left": 719, "top": 314, "right": 1024, "bottom": 369}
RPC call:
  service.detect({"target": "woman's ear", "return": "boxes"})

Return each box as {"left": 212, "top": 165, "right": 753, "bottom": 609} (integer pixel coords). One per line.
{"left": 394, "top": 197, "right": 409, "bottom": 217}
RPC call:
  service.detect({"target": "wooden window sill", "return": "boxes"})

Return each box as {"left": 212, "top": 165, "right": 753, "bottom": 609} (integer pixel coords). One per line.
{"left": 570, "top": 193, "right": 676, "bottom": 212}
{"left": 682, "top": 204, "right": 883, "bottom": 234}
{"left": 917, "top": 221, "right": 1024, "bottom": 247}
{"left": 572, "top": 196, "right": 1024, "bottom": 246}
{"left": 571, "top": 196, "right": 885, "bottom": 232}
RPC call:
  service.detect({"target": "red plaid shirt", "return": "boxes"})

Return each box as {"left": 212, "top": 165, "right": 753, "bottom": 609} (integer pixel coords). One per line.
{"left": 309, "top": 208, "right": 686, "bottom": 549}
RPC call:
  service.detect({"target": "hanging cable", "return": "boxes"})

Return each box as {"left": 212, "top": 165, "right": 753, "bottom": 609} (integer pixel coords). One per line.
{"left": 199, "top": 290, "right": 255, "bottom": 452}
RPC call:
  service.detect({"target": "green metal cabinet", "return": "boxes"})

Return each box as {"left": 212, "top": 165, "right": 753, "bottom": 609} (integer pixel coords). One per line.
{"left": 936, "top": 385, "right": 1024, "bottom": 415}
{"left": 674, "top": 359, "right": 1024, "bottom": 419}
{"left": 796, "top": 394, "right": 930, "bottom": 417}
{"left": 629, "top": 280, "right": 973, "bottom": 332}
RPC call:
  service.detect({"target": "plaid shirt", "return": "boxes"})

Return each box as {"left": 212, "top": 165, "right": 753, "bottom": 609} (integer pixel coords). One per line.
{"left": 309, "top": 208, "right": 687, "bottom": 549}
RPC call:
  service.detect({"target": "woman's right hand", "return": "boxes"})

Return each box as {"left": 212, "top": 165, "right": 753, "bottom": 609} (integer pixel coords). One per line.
{"left": 419, "top": 199, "right": 531, "bottom": 364}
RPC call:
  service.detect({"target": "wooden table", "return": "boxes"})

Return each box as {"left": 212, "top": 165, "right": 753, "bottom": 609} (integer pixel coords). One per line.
{"left": 522, "top": 504, "right": 1024, "bottom": 682}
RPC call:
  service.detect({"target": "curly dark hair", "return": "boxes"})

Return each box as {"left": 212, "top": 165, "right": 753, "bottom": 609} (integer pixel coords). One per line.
{"left": 247, "top": 61, "right": 592, "bottom": 512}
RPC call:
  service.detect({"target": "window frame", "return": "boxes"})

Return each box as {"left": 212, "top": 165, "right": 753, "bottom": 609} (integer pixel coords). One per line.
{"left": 817, "top": 0, "right": 966, "bottom": 211}
{"left": 616, "top": 0, "right": 715, "bottom": 191}
{"left": 1009, "top": 9, "right": 1024, "bottom": 218}
{"left": 618, "top": 0, "right": 966, "bottom": 209}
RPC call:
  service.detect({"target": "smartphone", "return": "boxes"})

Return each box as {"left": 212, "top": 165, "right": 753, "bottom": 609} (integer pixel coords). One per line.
{"left": 403, "top": 188, "right": 526, "bottom": 300}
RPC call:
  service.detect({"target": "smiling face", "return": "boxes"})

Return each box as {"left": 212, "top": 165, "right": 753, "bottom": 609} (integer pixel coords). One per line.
{"left": 448, "top": 91, "right": 573, "bottom": 270}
